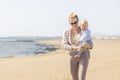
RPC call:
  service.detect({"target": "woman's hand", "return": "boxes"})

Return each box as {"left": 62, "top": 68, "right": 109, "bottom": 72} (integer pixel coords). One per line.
{"left": 77, "top": 46, "right": 84, "bottom": 51}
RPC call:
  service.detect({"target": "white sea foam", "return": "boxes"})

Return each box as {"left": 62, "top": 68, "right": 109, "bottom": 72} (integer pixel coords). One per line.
{"left": 93, "top": 36, "right": 120, "bottom": 40}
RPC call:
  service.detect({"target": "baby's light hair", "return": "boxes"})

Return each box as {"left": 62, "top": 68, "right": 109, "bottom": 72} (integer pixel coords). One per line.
{"left": 81, "top": 20, "right": 88, "bottom": 27}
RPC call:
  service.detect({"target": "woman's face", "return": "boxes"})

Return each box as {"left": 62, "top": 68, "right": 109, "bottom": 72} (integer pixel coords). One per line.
{"left": 69, "top": 18, "right": 78, "bottom": 27}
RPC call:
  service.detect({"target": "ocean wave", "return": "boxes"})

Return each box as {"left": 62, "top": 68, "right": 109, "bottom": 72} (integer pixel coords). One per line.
{"left": 0, "top": 40, "right": 58, "bottom": 58}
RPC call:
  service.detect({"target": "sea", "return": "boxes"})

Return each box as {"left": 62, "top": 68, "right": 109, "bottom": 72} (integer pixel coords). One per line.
{"left": 0, "top": 37, "right": 60, "bottom": 58}
{"left": 0, "top": 36, "right": 119, "bottom": 58}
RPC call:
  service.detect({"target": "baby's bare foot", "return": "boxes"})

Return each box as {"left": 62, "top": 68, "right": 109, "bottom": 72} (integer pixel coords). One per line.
{"left": 73, "top": 55, "right": 80, "bottom": 58}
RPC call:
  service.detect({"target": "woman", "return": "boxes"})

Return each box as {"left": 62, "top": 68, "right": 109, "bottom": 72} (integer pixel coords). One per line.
{"left": 62, "top": 13, "right": 93, "bottom": 80}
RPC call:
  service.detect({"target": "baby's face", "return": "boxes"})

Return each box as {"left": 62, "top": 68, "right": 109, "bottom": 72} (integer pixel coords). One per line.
{"left": 81, "top": 23, "right": 88, "bottom": 30}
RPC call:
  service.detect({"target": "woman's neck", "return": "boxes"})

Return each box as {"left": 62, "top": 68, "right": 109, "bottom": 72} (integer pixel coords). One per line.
{"left": 71, "top": 26, "right": 78, "bottom": 32}
{"left": 71, "top": 26, "right": 78, "bottom": 34}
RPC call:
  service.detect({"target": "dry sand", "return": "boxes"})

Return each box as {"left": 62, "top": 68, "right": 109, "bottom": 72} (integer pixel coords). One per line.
{"left": 0, "top": 39, "right": 120, "bottom": 80}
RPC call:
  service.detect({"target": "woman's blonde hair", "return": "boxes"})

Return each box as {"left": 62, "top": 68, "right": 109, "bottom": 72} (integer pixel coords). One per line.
{"left": 69, "top": 12, "right": 79, "bottom": 22}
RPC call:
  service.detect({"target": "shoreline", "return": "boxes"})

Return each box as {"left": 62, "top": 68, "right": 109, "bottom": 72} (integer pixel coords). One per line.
{"left": 0, "top": 40, "right": 63, "bottom": 60}
{"left": 0, "top": 40, "right": 60, "bottom": 59}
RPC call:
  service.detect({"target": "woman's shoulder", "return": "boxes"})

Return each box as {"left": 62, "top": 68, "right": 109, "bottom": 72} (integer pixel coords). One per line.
{"left": 63, "top": 28, "right": 71, "bottom": 34}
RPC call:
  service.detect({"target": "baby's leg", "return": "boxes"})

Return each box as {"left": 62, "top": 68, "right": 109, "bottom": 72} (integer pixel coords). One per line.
{"left": 74, "top": 51, "right": 81, "bottom": 58}
{"left": 74, "top": 47, "right": 84, "bottom": 58}
{"left": 74, "top": 42, "right": 89, "bottom": 58}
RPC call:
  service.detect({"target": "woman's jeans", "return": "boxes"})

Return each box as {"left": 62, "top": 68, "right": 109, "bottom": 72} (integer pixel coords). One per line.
{"left": 70, "top": 51, "right": 89, "bottom": 80}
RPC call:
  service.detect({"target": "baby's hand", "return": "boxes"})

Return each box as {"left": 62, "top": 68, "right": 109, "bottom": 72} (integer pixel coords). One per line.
{"left": 73, "top": 55, "right": 80, "bottom": 58}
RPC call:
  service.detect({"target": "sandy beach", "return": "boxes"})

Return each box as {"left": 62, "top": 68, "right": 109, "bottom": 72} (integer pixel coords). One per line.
{"left": 0, "top": 39, "right": 120, "bottom": 80}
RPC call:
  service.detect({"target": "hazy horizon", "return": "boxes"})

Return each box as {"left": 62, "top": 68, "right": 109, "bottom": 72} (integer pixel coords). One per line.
{"left": 0, "top": 0, "right": 120, "bottom": 37}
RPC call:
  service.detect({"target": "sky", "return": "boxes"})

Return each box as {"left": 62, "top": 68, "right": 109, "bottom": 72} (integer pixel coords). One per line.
{"left": 0, "top": 0, "right": 120, "bottom": 37}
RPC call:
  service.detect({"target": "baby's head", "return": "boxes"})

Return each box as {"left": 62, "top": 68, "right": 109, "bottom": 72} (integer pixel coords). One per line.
{"left": 80, "top": 20, "right": 88, "bottom": 30}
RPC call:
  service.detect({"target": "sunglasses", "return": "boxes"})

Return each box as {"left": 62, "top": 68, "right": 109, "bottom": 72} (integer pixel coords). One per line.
{"left": 70, "top": 21, "right": 78, "bottom": 25}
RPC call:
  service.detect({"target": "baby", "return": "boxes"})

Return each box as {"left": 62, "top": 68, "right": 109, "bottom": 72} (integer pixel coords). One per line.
{"left": 74, "top": 20, "right": 93, "bottom": 58}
